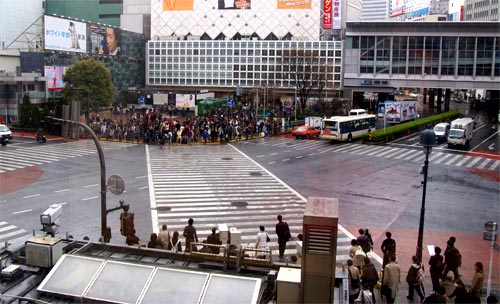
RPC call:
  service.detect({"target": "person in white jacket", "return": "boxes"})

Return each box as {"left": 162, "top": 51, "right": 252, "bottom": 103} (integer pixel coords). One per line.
{"left": 255, "top": 225, "right": 270, "bottom": 258}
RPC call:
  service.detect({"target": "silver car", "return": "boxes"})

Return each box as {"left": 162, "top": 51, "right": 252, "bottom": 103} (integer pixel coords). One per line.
{"left": 433, "top": 122, "right": 450, "bottom": 143}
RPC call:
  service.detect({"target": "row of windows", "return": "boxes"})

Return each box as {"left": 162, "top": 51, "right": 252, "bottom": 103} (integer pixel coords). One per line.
{"left": 148, "top": 78, "right": 341, "bottom": 87}
{"left": 148, "top": 63, "right": 340, "bottom": 72}
{"left": 353, "top": 35, "right": 499, "bottom": 77}
{"left": 149, "top": 48, "right": 340, "bottom": 57}
{"left": 148, "top": 57, "right": 339, "bottom": 65}
{"left": 148, "top": 41, "right": 341, "bottom": 50}
{"left": 148, "top": 71, "right": 341, "bottom": 80}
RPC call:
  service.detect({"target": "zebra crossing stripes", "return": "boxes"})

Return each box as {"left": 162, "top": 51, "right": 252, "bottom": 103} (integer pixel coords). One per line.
{"left": 146, "top": 144, "right": 354, "bottom": 260}
{"left": 252, "top": 137, "right": 499, "bottom": 171}
{"left": 0, "top": 140, "right": 137, "bottom": 173}
{"left": 0, "top": 221, "right": 28, "bottom": 247}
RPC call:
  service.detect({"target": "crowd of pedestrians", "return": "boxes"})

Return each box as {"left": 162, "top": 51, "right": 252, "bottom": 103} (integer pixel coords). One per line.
{"left": 127, "top": 215, "right": 292, "bottom": 261}
{"left": 86, "top": 104, "right": 286, "bottom": 145}
{"left": 347, "top": 231, "right": 495, "bottom": 304}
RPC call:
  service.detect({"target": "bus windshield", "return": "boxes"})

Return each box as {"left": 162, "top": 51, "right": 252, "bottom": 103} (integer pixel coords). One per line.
{"left": 323, "top": 121, "right": 338, "bottom": 131}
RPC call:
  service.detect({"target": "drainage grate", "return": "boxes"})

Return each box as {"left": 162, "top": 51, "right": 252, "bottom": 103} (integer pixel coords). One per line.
{"left": 156, "top": 206, "right": 172, "bottom": 212}
{"left": 249, "top": 172, "right": 262, "bottom": 177}
{"left": 221, "top": 157, "right": 233, "bottom": 161}
{"left": 231, "top": 201, "right": 248, "bottom": 208}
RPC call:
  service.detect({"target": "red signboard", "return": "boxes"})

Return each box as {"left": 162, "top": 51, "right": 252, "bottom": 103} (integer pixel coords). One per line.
{"left": 323, "top": 0, "right": 332, "bottom": 29}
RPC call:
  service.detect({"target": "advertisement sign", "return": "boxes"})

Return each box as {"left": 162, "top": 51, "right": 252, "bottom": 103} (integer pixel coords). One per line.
{"left": 219, "top": 0, "right": 251, "bottom": 10}
{"left": 176, "top": 94, "right": 195, "bottom": 108}
{"left": 385, "top": 101, "right": 417, "bottom": 123}
{"left": 323, "top": 0, "right": 332, "bottom": 29}
{"left": 90, "top": 24, "right": 121, "bottom": 56}
{"left": 153, "top": 93, "right": 169, "bottom": 105}
{"left": 44, "top": 66, "right": 67, "bottom": 90}
{"left": 332, "top": 0, "right": 342, "bottom": 30}
{"left": 44, "top": 15, "right": 87, "bottom": 53}
{"left": 277, "top": 0, "right": 312, "bottom": 9}
{"left": 390, "top": 0, "right": 404, "bottom": 17}
{"left": 163, "top": 0, "right": 194, "bottom": 10}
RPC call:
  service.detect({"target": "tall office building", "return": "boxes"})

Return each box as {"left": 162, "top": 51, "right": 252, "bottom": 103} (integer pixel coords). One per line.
{"left": 147, "top": 0, "right": 344, "bottom": 97}
{"left": 44, "top": 0, "right": 123, "bottom": 27}
{"left": 121, "top": 0, "right": 151, "bottom": 39}
{"left": 464, "top": 0, "right": 499, "bottom": 20}
{"left": 0, "top": 0, "right": 44, "bottom": 50}
{"left": 362, "top": 0, "right": 389, "bottom": 20}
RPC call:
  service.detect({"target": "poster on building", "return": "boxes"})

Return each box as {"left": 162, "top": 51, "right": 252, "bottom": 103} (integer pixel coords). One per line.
{"left": 390, "top": 0, "right": 404, "bottom": 16}
{"left": 176, "top": 94, "right": 196, "bottom": 108}
{"left": 219, "top": 0, "right": 251, "bottom": 9}
{"left": 44, "top": 15, "right": 87, "bottom": 53}
{"left": 90, "top": 24, "right": 121, "bottom": 56}
{"left": 277, "top": 0, "right": 312, "bottom": 9}
{"left": 153, "top": 93, "right": 169, "bottom": 105}
{"left": 323, "top": 0, "right": 332, "bottom": 28}
{"left": 44, "top": 66, "right": 67, "bottom": 90}
{"left": 163, "top": 0, "right": 194, "bottom": 10}
{"left": 332, "top": 0, "right": 341, "bottom": 29}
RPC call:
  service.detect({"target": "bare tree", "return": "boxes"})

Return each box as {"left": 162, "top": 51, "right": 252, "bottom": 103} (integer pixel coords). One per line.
{"left": 281, "top": 49, "right": 324, "bottom": 114}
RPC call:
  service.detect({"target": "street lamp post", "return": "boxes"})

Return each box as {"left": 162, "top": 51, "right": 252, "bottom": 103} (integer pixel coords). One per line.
{"left": 44, "top": 116, "right": 109, "bottom": 242}
{"left": 416, "top": 129, "right": 437, "bottom": 262}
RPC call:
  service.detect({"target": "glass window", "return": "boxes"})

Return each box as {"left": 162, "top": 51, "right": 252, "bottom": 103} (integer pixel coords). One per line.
{"left": 441, "top": 37, "right": 456, "bottom": 75}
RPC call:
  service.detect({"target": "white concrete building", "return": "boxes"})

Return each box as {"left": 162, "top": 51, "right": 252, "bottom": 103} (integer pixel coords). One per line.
{"left": 0, "top": 0, "right": 44, "bottom": 50}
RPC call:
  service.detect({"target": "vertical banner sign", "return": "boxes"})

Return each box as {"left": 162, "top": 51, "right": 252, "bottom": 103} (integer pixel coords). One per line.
{"left": 323, "top": 0, "right": 332, "bottom": 29}
{"left": 332, "top": 0, "right": 341, "bottom": 29}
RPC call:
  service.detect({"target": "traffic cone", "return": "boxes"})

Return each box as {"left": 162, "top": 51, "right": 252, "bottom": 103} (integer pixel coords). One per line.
{"left": 21, "top": 130, "right": 24, "bottom": 138}
{"left": 82, "top": 131, "right": 86, "bottom": 139}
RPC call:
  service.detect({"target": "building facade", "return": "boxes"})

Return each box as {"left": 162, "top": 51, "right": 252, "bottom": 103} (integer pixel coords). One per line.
{"left": 0, "top": 0, "right": 44, "bottom": 50}
{"left": 464, "top": 0, "right": 499, "bottom": 20}
{"left": 45, "top": 0, "right": 124, "bottom": 27}
{"left": 343, "top": 22, "right": 500, "bottom": 97}
{"left": 146, "top": 40, "right": 342, "bottom": 94}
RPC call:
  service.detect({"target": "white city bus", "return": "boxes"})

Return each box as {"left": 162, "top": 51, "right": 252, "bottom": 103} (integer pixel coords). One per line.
{"left": 320, "top": 114, "right": 376, "bottom": 142}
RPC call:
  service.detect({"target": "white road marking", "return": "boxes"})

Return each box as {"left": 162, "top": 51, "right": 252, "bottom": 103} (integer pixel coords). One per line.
{"left": 84, "top": 184, "right": 98, "bottom": 188}
{"left": 82, "top": 196, "right": 98, "bottom": 201}
{"left": 54, "top": 189, "right": 70, "bottom": 193}
{"left": 135, "top": 175, "right": 147, "bottom": 179}
{"left": 23, "top": 194, "right": 40, "bottom": 199}
{"left": 12, "top": 209, "right": 32, "bottom": 215}
{"left": 282, "top": 158, "right": 290, "bottom": 162}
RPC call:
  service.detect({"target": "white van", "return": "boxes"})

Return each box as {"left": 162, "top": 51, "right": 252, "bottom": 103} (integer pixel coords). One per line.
{"left": 349, "top": 109, "right": 367, "bottom": 116}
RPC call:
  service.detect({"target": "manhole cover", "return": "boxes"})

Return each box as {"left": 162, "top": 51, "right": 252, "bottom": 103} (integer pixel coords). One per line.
{"left": 249, "top": 172, "right": 262, "bottom": 177}
{"left": 231, "top": 201, "right": 248, "bottom": 208}
{"left": 156, "top": 206, "right": 171, "bottom": 211}
{"left": 221, "top": 157, "right": 233, "bottom": 160}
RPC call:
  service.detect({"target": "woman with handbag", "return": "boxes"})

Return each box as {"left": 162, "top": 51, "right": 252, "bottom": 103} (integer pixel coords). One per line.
{"left": 382, "top": 254, "right": 400, "bottom": 304}
{"left": 347, "top": 259, "right": 361, "bottom": 303}
{"left": 255, "top": 225, "right": 270, "bottom": 259}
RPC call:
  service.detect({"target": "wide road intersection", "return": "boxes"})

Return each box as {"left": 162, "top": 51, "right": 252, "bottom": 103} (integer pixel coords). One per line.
{"left": 1, "top": 129, "right": 499, "bottom": 292}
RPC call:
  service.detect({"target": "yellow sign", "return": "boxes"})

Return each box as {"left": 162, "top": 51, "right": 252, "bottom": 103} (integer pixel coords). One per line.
{"left": 163, "top": 0, "right": 194, "bottom": 11}
{"left": 277, "top": 0, "right": 312, "bottom": 9}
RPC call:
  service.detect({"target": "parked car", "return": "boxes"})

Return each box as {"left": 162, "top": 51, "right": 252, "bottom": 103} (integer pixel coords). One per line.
{"left": 0, "top": 124, "right": 12, "bottom": 140}
{"left": 291, "top": 125, "right": 320, "bottom": 139}
{"left": 433, "top": 122, "right": 450, "bottom": 143}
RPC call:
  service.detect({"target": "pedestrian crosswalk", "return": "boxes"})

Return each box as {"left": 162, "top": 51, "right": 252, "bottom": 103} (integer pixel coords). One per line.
{"left": 146, "top": 144, "right": 355, "bottom": 261}
{"left": 0, "top": 140, "right": 137, "bottom": 173}
{"left": 0, "top": 221, "right": 28, "bottom": 249}
{"left": 238, "top": 137, "right": 500, "bottom": 171}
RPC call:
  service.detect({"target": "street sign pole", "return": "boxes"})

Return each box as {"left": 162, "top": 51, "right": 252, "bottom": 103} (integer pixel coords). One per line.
{"left": 484, "top": 220, "right": 498, "bottom": 297}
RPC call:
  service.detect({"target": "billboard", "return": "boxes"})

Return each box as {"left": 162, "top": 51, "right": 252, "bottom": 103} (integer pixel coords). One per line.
{"left": 176, "top": 94, "right": 196, "bottom": 108}
{"left": 218, "top": 0, "right": 251, "bottom": 10}
{"left": 44, "top": 66, "right": 67, "bottom": 90}
{"left": 163, "top": 0, "right": 194, "bottom": 10}
{"left": 332, "top": 0, "right": 341, "bottom": 29}
{"left": 277, "top": 0, "right": 312, "bottom": 9}
{"left": 90, "top": 24, "right": 121, "bottom": 56}
{"left": 390, "top": 0, "right": 404, "bottom": 17}
{"left": 44, "top": 15, "right": 87, "bottom": 53}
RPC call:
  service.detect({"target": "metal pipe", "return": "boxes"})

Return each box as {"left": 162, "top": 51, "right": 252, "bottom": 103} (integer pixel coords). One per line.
{"left": 45, "top": 117, "right": 107, "bottom": 242}
{"left": 416, "top": 150, "right": 430, "bottom": 262}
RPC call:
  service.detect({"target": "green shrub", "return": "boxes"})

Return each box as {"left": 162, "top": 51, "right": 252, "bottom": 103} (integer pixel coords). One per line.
{"left": 363, "top": 110, "right": 459, "bottom": 143}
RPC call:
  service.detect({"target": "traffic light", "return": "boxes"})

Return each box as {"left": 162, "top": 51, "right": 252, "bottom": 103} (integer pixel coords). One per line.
{"left": 120, "top": 212, "right": 135, "bottom": 237}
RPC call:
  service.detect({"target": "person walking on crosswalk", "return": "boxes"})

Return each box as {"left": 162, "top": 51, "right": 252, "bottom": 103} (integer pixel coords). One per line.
{"left": 275, "top": 215, "right": 291, "bottom": 260}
